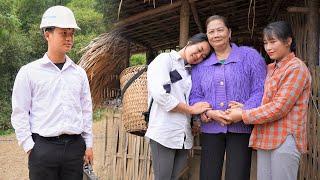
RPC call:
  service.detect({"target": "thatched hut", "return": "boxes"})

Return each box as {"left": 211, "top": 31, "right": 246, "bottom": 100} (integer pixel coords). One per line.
{"left": 79, "top": 0, "right": 319, "bottom": 179}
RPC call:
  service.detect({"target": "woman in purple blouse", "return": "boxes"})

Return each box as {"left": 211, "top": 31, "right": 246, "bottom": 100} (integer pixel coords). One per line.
{"left": 189, "top": 15, "right": 267, "bottom": 180}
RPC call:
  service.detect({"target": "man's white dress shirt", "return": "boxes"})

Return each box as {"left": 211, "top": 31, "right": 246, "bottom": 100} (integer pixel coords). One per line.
{"left": 145, "top": 50, "right": 193, "bottom": 149}
{"left": 11, "top": 54, "right": 93, "bottom": 152}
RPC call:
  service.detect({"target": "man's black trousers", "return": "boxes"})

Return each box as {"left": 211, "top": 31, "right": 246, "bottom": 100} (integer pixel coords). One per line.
{"left": 28, "top": 134, "right": 86, "bottom": 180}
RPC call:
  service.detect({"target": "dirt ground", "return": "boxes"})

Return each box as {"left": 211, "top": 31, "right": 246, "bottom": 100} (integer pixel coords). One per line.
{"left": 0, "top": 119, "right": 107, "bottom": 180}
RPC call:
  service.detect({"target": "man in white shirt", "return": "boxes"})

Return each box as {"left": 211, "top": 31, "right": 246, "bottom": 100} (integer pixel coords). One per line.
{"left": 11, "top": 5, "right": 93, "bottom": 180}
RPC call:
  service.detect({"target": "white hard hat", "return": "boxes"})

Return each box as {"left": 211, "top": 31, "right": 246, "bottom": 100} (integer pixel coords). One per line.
{"left": 40, "top": 5, "right": 80, "bottom": 30}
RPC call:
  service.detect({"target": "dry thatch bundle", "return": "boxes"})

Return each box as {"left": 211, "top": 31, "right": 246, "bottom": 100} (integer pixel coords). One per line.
{"left": 78, "top": 31, "right": 128, "bottom": 108}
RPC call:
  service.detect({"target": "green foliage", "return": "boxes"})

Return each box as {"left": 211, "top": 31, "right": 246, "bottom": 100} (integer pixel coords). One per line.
{"left": 68, "top": 0, "right": 105, "bottom": 34}
{"left": 95, "top": 0, "right": 117, "bottom": 30}
{"left": 0, "top": 128, "right": 14, "bottom": 136}
{"left": 93, "top": 108, "right": 106, "bottom": 122}
{"left": 0, "top": 0, "right": 32, "bottom": 132}
{"left": 130, "top": 53, "right": 146, "bottom": 66}
{"left": 67, "top": 0, "right": 105, "bottom": 62}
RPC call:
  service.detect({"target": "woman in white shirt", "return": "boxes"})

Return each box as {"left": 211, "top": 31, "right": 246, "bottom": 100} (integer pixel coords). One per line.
{"left": 146, "top": 33, "right": 212, "bottom": 180}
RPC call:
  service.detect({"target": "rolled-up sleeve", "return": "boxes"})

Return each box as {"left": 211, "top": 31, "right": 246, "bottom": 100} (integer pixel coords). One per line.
{"left": 80, "top": 69, "right": 93, "bottom": 148}
{"left": 147, "top": 54, "right": 179, "bottom": 112}
{"left": 11, "top": 66, "right": 34, "bottom": 152}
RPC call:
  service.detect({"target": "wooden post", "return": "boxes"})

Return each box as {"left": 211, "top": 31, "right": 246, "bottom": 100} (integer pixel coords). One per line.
{"left": 268, "top": 0, "right": 283, "bottom": 21}
{"left": 190, "top": 2, "right": 203, "bottom": 33}
{"left": 287, "top": 7, "right": 320, "bottom": 13}
{"left": 126, "top": 40, "right": 130, "bottom": 67}
{"left": 179, "top": 0, "right": 190, "bottom": 48}
{"left": 307, "top": 0, "right": 319, "bottom": 66}
{"left": 146, "top": 48, "right": 157, "bottom": 65}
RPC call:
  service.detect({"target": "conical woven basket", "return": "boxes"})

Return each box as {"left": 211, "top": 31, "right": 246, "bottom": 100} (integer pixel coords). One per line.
{"left": 120, "top": 65, "right": 148, "bottom": 136}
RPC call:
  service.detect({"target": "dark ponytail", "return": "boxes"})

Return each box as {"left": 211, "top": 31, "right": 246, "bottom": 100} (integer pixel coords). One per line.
{"left": 291, "top": 38, "right": 296, "bottom": 53}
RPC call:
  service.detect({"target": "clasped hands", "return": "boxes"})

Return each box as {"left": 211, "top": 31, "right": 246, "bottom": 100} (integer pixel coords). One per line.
{"left": 201, "top": 101, "right": 244, "bottom": 126}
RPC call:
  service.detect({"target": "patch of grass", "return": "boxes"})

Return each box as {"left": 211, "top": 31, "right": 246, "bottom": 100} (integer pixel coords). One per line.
{"left": 0, "top": 128, "right": 14, "bottom": 136}
{"left": 130, "top": 53, "right": 146, "bottom": 66}
{"left": 93, "top": 108, "right": 107, "bottom": 122}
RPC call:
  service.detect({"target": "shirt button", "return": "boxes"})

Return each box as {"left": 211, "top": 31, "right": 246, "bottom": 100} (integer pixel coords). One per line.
{"left": 220, "top": 81, "right": 224, "bottom": 86}
{"left": 220, "top": 102, "right": 224, "bottom": 107}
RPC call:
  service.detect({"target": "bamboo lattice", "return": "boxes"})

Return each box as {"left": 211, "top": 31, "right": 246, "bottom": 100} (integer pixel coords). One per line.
{"left": 104, "top": 108, "right": 154, "bottom": 180}
{"left": 280, "top": 13, "right": 320, "bottom": 180}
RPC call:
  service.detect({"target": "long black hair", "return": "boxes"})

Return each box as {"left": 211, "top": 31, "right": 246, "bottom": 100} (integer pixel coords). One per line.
{"left": 263, "top": 21, "right": 296, "bottom": 53}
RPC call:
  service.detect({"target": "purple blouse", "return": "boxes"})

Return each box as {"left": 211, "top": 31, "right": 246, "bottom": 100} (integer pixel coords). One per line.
{"left": 189, "top": 43, "right": 267, "bottom": 134}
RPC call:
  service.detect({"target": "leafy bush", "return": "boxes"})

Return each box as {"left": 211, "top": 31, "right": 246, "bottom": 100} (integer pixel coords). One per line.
{"left": 130, "top": 53, "right": 146, "bottom": 66}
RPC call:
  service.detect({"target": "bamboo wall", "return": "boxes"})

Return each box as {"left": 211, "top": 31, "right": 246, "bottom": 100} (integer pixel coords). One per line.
{"left": 103, "top": 108, "right": 154, "bottom": 180}
{"left": 299, "top": 66, "right": 320, "bottom": 180}
{"left": 280, "top": 13, "right": 320, "bottom": 180}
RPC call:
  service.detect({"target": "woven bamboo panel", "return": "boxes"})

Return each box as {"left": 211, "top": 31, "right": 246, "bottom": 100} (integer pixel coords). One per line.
{"left": 279, "top": 13, "right": 319, "bottom": 180}
{"left": 119, "top": 65, "right": 148, "bottom": 135}
{"left": 298, "top": 66, "right": 320, "bottom": 180}
{"left": 104, "top": 108, "right": 153, "bottom": 180}
{"left": 279, "top": 13, "right": 308, "bottom": 63}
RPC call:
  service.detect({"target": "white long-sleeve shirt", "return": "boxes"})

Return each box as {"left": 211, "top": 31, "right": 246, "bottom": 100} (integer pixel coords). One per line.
{"left": 11, "top": 53, "right": 93, "bottom": 152}
{"left": 145, "top": 50, "right": 193, "bottom": 149}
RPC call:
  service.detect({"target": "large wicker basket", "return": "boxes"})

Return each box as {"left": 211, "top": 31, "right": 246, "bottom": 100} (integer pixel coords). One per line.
{"left": 119, "top": 65, "right": 148, "bottom": 136}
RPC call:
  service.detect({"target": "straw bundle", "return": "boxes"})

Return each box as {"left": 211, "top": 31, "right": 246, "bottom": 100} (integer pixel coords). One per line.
{"left": 78, "top": 31, "right": 128, "bottom": 108}
{"left": 119, "top": 65, "right": 148, "bottom": 136}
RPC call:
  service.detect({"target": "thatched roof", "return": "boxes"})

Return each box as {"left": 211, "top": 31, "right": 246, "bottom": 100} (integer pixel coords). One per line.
{"left": 79, "top": 0, "right": 306, "bottom": 107}
{"left": 114, "top": 0, "right": 304, "bottom": 51}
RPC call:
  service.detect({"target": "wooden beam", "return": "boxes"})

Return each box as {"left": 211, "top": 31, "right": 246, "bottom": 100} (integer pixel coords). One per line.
{"left": 120, "top": 34, "right": 152, "bottom": 50}
{"left": 307, "top": 0, "right": 319, "bottom": 66}
{"left": 124, "top": 20, "right": 179, "bottom": 38}
{"left": 146, "top": 48, "right": 157, "bottom": 65}
{"left": 179, "top": 0, "right": 190, "bottom": 48}
{"left": 121, "top": 16, "right": 179, "bottom": 35}
{"left": 126, "top": 40, "right": 130, "bottom": 67}
{"left": 120, "top": 0, "right": 268, "bottom": 38}
{"left": 287, "top": 6, "right": 320, "bottom": 13}
{"left": 268, "top": 0, "right": 284, "bottom": 21}
{"left": 114, "top": 0, "right": 198, "bottom": 28}
{"left": 190, "top": 2, "right": 203, "bottom": 33}
{"left": 152, "top": 40, "right": 178, "bottom": 49}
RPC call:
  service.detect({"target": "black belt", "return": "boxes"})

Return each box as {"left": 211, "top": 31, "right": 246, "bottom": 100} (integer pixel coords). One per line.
{"left": 32, "top": 133, "right": 81, "bottom": 142}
